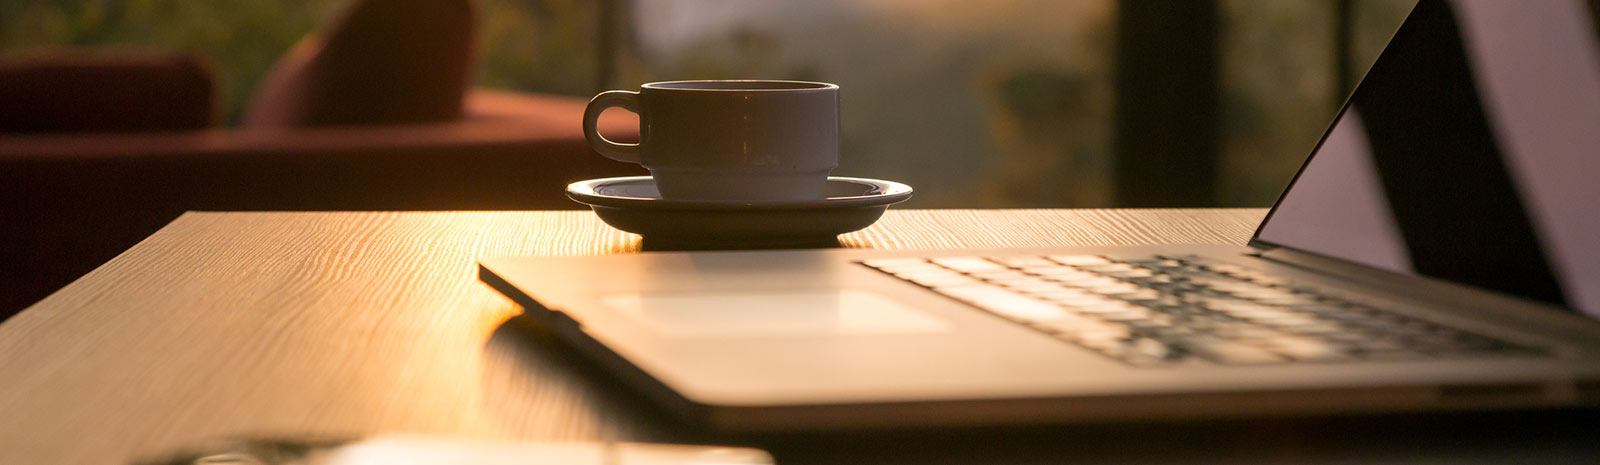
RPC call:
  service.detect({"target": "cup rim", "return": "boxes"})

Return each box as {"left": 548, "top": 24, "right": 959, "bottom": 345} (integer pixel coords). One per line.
{"left": 642, "top": 80, "right": 838, "bottom": 92}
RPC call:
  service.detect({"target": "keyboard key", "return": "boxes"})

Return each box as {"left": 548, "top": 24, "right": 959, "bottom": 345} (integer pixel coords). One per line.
{"left": 931, "top": 257, "right": 1008, "bottom": 273}
{"left": 891, "top": 268, "right": 964, "bottom": 279}
{"left": 1023, "top": 266, "right": 1089, "bottom": 277}
{"left": 988, "top": 256, "right": 1060, "bottom": 268}
{"left": 894, "top": 270, "right": 982, "bottom": 288}
{"left": 1034, "top": 318, "right": 1118, "bottom": 336}
{"left": 1148, "top": 259, "right": 1187, "bottom": 269}
{"left": 1074, "top": 323, "right": 1134, "bottom": 341}
{"left": 1133, "top": 337, "right": 1176, "bottom": 360}
{"left": 1125, "top": 315, "right": 1175, "bottom": 330}
{"left": 1324, "top": 331, "right": 1384, "bottom": 345}
{"left": 1086, "top": 283, "right": 1145, "bottom": 295}
{"left": 1048, "top": 255, "right": 1112, "bottom": 266}
{"left": 1259, "top": 337, "right": 1352, "bottom": 362}
{"left": 1102, "top": 269, "right": 1156, "bottom": 279}
{"left": 862, "top": 258, "right": 931, "bottom": 269}
{"left": 1050, "top": 275, "right": 1120, "bottom": 287}
{"left": 938, "top": 287, "right": 1076, "bottom": 323}
{"left": 1207, "top": 263, "right": 1247, "bottom": 274}
{"left": 910, "top": 275, "right": 986, "bottom": 288}
{"left": 1200, "top": 297, "right": 1270, "bottom": 313}
{"left": 1065, "top": 300, "right": 1139, "bottom": 313}
{"left": 1214, "top": 326, "right": 1292, "bottom": 342}
{"left": 1096, "top": 309, "right": 1154, "bottom": 322}
{"left": 1182, "top": 337, "right": 1284, "bottom": 365}
{"left": 1033, "top": 288, "right": 1096, "bottom": 300}
{"left": 1351, "top": 346, "right": 1428, "bottom": 361}
{"left": 1077, "top": 263, "right": 1138, "bottom": 273}
{"left": 1114, "top": 289, "right": 1163, "bottom": 302}
{"left": 971, "top": 270, "right": 1031, "bottom": 281}
{"left": 1007, "top": 282, "right": 1072, "bottom": 294}
{"left": 1281, "top": 322, "right": 1348, "bottom": 335}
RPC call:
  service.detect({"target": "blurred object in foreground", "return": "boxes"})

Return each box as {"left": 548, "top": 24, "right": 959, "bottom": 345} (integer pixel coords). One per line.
{"left": 131, "top": 435, "right": 772, "bottom": 465}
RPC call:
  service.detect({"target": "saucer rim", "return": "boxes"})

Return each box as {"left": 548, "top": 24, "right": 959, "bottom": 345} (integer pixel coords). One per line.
{"left": 567, "top": 176, "right": 913, "bottom": 210}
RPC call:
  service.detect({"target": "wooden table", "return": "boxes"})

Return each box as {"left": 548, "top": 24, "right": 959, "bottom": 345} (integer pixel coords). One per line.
{"left": 1, "top": 209, "right": 1592, "bottom": 465}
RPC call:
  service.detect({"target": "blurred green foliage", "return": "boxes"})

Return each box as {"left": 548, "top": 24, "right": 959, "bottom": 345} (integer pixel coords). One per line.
{"left": 1, "top": 0, "right": 342, "bottom": 123}
{"left": 476, "top": 0, "right": 596, "bottom": 97}
{"left": 1216, "top": 0, "right": 1414, "bottom": 205}
{"left": 0, "top": 0, "right": 1416, "bottom": 208}
{"left": 0, "top": 0, "right": 603, "bottom": 123}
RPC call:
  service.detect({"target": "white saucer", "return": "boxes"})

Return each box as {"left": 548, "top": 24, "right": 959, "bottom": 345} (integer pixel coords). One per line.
{"left": 566, "top": 176, "right": 913, "bottom": 246}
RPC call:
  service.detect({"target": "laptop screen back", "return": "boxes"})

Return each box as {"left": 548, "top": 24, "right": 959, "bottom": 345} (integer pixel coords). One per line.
{"left": 1254, "top": 0, "right": 1600, "bottom": 317}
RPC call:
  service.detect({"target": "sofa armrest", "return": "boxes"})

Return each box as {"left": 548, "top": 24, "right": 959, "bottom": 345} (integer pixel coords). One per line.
{"left": 1, "top": 91, "right": 640, "bottom": 207}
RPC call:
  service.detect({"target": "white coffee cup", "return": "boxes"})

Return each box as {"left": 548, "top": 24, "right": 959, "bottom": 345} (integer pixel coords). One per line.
{"left": 582, "top": 80, "right": 840, "bottom": 201}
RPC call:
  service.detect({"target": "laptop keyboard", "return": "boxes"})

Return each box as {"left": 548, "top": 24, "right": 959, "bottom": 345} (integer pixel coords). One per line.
{"left": 860, "top": 254, "right": 1547, "bottom": 367}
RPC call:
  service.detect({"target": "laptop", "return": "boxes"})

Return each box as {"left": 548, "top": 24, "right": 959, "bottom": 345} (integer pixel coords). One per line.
{"left": 481, "top": 0, "right": 1600, "bottom": 432}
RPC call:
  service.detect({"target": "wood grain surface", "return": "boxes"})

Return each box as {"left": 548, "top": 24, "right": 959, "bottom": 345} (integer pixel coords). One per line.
{"left": 0, "top": 209, "right": 1263, "bottom": 465}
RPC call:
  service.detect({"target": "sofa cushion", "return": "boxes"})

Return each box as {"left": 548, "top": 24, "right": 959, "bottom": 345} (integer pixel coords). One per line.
{"left": 244, "top": 0, "right": 474, "bottom": 128}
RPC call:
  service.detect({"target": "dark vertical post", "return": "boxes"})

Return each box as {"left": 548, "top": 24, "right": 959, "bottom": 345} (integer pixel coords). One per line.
{"left": 1112, "top": 0, "right": 1221, "bottom": 207}
{"left": 1589, "top": 1, "right": 1600, "bottom": 46}
{"left": 1335, "top": 0, "right": 1356, "bottom": 105}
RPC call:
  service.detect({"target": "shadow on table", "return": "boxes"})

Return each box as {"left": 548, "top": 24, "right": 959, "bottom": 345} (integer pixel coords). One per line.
{"left": 483, "top": 316, "right": 1600, "bottom": 465}
{"left": 480, "top": 315, "right": 697, "bottom": 443}
{"left": 602, "top": 237, "right": 848, "bottom": 254}
{"left": 640, "top": 237, "right": 845, "bottom": 252}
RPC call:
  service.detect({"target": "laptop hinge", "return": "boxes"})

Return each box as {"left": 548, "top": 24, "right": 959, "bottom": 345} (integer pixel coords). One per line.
{"left": 1246, "top": 246, "right": 1389, "bottom": 287}
{"left": 1244, "top": 238, "right": 1277, "bottom": 253}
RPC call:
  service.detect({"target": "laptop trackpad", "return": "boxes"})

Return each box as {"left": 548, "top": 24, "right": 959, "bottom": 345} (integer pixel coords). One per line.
{"left": 600, "top": 290, "right": 950, "bottom": 338}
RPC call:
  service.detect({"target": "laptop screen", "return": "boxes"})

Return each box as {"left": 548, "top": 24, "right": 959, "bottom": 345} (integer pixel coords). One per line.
{"left": 1254, "top": 0, "right": 1600, "bottom": 317}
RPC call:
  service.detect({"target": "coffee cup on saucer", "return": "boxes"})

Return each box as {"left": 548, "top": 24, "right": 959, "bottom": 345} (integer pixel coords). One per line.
{"left": 582, "top": 80, "right": 839, "bottom": 202}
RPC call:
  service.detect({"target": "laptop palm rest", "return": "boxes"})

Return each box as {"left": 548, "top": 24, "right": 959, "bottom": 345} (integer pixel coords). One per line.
{"left": 598, "top": 290, "right": 951, "bottom": 338}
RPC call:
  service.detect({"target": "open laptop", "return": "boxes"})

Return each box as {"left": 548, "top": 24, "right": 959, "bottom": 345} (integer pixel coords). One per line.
{"left": 481, "top": 0, "right": 1600, "bottom": 432}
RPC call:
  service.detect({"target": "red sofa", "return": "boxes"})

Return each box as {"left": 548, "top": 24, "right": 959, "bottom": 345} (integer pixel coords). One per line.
{"left": 0, "top": 0, "right": 644, "bottom": 317}
{"left": 1, "top": 61, "right": 640, "bottom": 317}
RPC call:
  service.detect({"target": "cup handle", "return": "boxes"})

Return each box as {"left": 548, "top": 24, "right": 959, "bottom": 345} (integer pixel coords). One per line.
{"left": 583, "top": 90, "right": 642, "bottom": 164}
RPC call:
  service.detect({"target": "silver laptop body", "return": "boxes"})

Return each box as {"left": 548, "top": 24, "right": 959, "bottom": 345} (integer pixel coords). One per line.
{"left": 481, "top": 0, "right": 1600, "bottom": 431}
